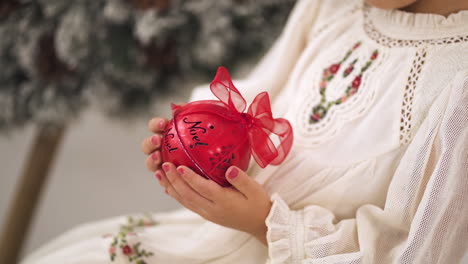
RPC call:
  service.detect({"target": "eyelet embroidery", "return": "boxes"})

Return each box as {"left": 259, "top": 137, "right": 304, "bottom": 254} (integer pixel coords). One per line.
{"left": 309, "top": 42, "right": 379, "bottom": 123}
{"left": 361, "top": 6, "right": 468, "bottom": 145}
{"left": 363, "top": 5, "right": 468, "bottom": 47}
{"left": 304, "top": 3, "right": 466, "bottom": 145}
{"left": 104, "top": 215, "right": 158, "bottom": 264}
{"left": 400, "top": 47, "right": 427, "bottom": 145}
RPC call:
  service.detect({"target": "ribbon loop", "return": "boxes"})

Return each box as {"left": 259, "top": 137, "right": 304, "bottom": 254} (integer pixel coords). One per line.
{"left": 209, "top": 66, "right": 293, "bottom": 168}
{"left": 210, "top": 66, "right": 246, "bottom": 113}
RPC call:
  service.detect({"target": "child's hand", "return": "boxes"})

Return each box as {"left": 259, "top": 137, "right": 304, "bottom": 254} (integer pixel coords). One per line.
{"left": 141, "top": 117, "right": 170, "bottom": 172}
{"left": 156, "top": 162, "right": 271, "bottom": 245}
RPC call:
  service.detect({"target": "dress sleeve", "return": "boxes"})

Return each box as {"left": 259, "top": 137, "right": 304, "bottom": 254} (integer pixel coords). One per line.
{"left": 188, "top": 0, "right": 321, "bottom": 104}
{"left": 265, "top": 71, "right": 468, "bottom": 264}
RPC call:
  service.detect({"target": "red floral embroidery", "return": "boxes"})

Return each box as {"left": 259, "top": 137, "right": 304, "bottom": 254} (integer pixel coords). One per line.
{"left": 353, "top": 42, "right": 361, "bottom": 49}
{"left": 352, "top": 75, "right": 361, "bottom": 88}
{"left": 344, "top": 67, "right": 353, "bottom": 76}
{"left": 109, "top": 246, "right": 116, "bottom": 254}
{"left": 107, "top": 215, "right": 158, "bottom": 264}
{"left": 329, "top": 64, "right": 340, "bottom": 74}
{"left": 309, "top": 42, "right": 379, "bottom": 124}
{"left": 123, "top": 245, "right": 133, "bottom": 255}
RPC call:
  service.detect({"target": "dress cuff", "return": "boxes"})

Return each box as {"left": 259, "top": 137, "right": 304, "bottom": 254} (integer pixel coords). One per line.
{"left": 266, "top": 193, "right": 305, "bottom": 264}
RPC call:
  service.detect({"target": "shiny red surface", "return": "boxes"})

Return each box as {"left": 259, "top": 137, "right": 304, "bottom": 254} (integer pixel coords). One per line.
{"left": 161, "top": 102, "right": 251, "bottom": 187}
{"left": 161, "top": 66, "right": 293, "bottom": 187}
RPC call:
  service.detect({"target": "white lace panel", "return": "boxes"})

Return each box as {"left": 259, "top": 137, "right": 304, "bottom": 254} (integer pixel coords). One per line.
{"left": 363, "top": 7, "right": 468, "bottom": 145}
{"left": 293, "top": 4, "right": 468, "bottom": 148}
{"left": 363, "top": 6, "right": 468, "bottom": 47}
{"left": 400, "top": 48, "right": 427, "bottom": 145}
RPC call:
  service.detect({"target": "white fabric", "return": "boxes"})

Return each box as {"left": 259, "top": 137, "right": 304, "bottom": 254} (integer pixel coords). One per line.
{"left": 21, "top": 0, "right": 468, "bottom": 263}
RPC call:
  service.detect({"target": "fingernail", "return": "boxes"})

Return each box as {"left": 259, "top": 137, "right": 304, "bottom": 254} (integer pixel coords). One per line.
{"left": 158, "top": 120, "right": 166, "bottom": 129}
{"left": 176, "top": 166, "right": 184, "bottom": 175}
{"left": 151, "top": 152, "right": 160, "bottom": 161}
{"left": 151, "top": 135, "right": 160, "bottom": 146}
{"left": 162, "top": 163, "right": 170, "bottom": 172}
{"left": 227, "top": 167, "right": 239, "bottom": 179}
{"left": 155, "top": 172, "right": 161, "bottom": 180}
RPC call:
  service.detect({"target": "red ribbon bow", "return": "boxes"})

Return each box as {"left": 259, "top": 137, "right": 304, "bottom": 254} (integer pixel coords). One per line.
{"left": 209, "top": 66, "right": 293, "bottom": 168}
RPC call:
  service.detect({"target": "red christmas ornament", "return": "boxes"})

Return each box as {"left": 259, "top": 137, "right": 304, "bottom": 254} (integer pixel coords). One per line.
{"left": 161, "top": 67, "right": 293, "bottom": 186}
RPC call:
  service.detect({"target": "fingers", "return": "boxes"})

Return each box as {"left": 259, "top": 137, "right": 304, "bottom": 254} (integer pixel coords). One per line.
{"left": 143, "top": 117, "right": 167, "bottom": 171}
{"left": 148, "top": 117, "right": 169, "bottom": 133}
{"left": 162, "top": 162, "right": 214, "bottom": 209}
{"left": 177, "top": 166, "right": 224, "bottom": 201}
{"left": 141, "top": 134, "right": 162, "bottom": 155}
{"left": 145, "top": 151, "right": 162, "bottom": 172}
{"left": 225, "top": 166, "right": 263, "bottom": 199}
{"left": 155, "top": 169, "right": 182, "bottom": 201}
{"left": 157, "top": 168, "right": 209, "bottom": 218}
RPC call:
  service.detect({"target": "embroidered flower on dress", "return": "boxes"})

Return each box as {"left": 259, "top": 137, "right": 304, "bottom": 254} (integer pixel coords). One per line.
{"left": 309, "top": 42, "right": 379, "bottom": 124}
{"left": 106, "top": 215, "right": 158, "bottom": 263}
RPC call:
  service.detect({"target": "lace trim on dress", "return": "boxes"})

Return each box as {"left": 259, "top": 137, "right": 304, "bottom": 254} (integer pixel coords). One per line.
{"left": 363, "top": 6, "right": 467, "bottom": 144}
{"left": 400, "top": 48, "right": 427, "bottom": 145}
{"left": 363, "top": 6, "right": 468, "bottom": 47}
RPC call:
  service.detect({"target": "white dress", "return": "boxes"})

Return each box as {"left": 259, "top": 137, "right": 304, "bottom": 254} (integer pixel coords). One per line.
{"left": 21, "top": 0, "right": 468, "bottom": 263}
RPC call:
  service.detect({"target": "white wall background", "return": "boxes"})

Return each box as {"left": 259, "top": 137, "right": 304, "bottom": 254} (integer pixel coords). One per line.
{"left": 0, "top": 100, "right": 184, "bottom": 258}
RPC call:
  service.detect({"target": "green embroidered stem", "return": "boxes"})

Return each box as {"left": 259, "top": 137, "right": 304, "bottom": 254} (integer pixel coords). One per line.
{"left": 108, "top": 215, "right": 158, "bottom": 263}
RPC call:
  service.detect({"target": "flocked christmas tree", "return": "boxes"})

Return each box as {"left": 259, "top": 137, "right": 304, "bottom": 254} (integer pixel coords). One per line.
{"left": 0, "top": 0, "right": 296, "bottom": 130}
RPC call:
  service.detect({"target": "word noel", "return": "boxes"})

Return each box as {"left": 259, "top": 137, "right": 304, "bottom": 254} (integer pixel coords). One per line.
{"left": 164, "top": 117, "right": 211, "bottom": 153}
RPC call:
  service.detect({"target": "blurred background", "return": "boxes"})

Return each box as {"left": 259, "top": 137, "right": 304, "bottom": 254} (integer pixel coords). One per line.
{"left": 0, "top": 0, "right": 296, "bottom": 262}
